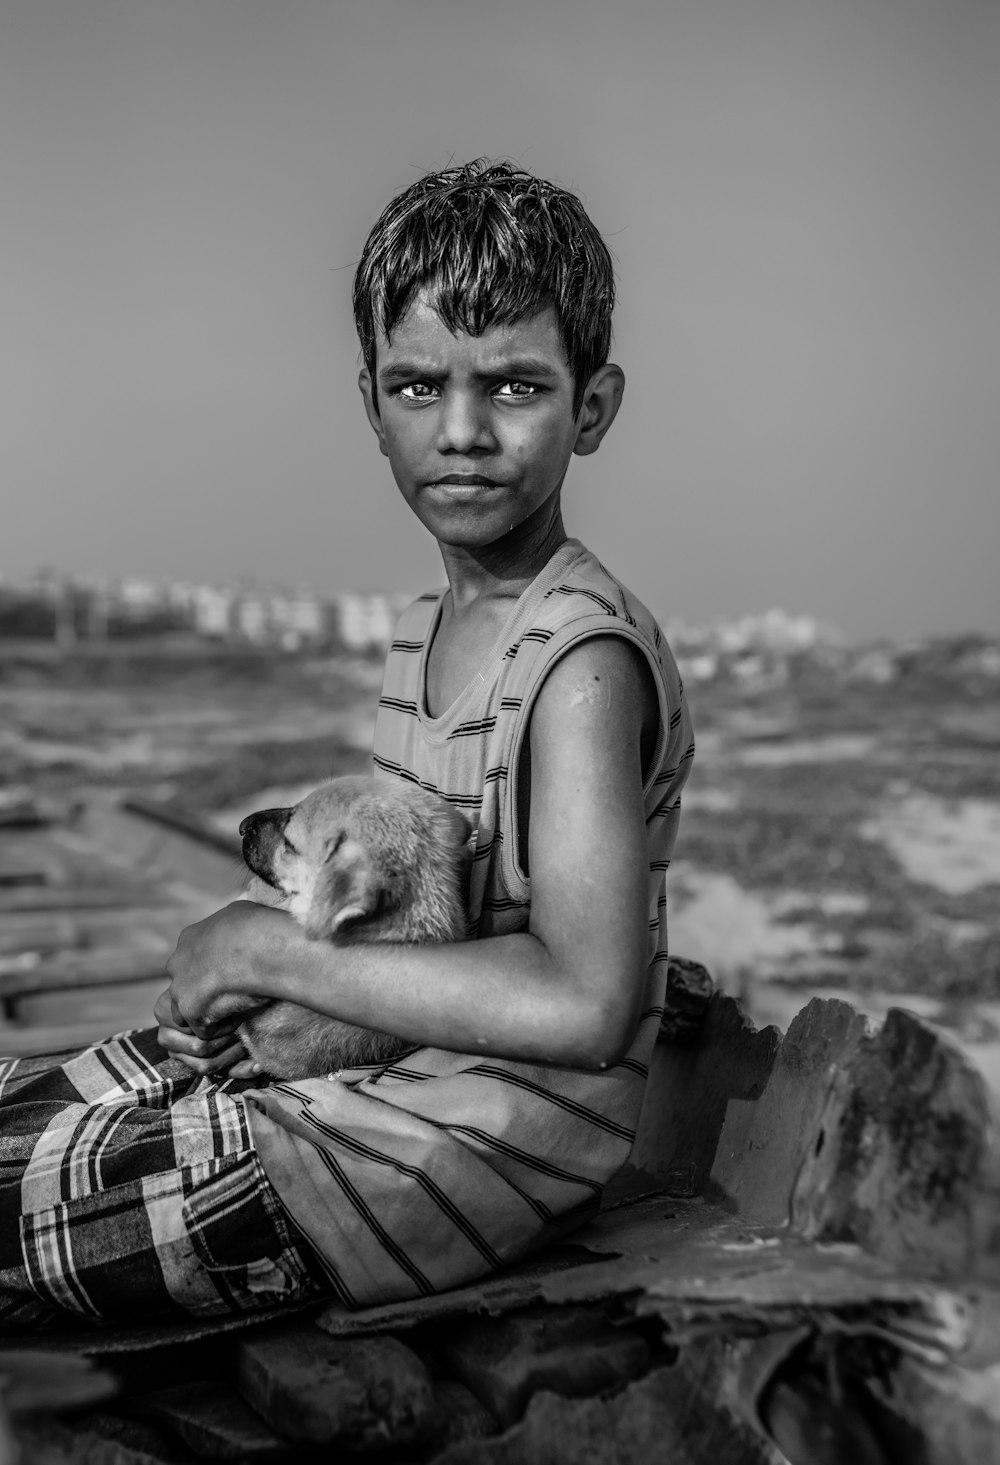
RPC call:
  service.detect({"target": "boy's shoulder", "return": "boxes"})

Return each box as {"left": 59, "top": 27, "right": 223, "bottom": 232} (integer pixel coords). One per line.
{"left": 387, "top": 539, "right": 679, "bottom": 687}
{"left": 526, "top": 542, "right": 679, "bottom": 681}
{"left": 533, "top": 541, "right": 658, "bottom": 629}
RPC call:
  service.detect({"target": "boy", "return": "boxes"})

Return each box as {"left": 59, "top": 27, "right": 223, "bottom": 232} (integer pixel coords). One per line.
{"left": 0, "top": 161, "right": 693, "bottom": 1326}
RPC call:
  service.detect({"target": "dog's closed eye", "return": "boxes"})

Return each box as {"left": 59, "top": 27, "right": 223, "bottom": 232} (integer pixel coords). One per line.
{"left": 324, "top": 831, "right": 347, "bottom": 863}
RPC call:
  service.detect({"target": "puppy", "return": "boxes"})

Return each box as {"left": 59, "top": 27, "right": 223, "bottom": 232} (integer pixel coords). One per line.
{"left": 237, "top": 775, "right": 470, "bottom": 1079}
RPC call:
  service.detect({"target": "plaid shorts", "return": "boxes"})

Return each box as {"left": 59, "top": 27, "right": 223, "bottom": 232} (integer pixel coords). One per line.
{"left": 0, "top": 1028, "right": 328, "bottom": 1332}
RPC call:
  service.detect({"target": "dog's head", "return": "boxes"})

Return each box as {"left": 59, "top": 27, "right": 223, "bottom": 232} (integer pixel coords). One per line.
{"left": 240, "top": 775, "right": 470, "bottom": 941}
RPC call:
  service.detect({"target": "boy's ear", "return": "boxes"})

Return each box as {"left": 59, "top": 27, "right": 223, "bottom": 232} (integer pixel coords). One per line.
{"left": 572, "top": 363, "right": 625, "bottom": 458}
{"left": 358, "top": 368, "right": 390, "bottom": 457}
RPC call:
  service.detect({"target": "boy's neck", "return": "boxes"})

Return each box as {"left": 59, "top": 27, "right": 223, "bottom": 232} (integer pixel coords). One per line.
{"left": 437, "top": 501, "right": 569, "bottom": 612}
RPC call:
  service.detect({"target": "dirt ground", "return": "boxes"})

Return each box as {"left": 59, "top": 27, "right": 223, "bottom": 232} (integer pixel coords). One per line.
{"left": 671, "top": 674, "right": 1000, "bottom": 1086}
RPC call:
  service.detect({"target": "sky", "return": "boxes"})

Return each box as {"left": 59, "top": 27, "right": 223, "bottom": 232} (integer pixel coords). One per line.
{"left": 1, "top": 0, "right": 998, "bottom": 640}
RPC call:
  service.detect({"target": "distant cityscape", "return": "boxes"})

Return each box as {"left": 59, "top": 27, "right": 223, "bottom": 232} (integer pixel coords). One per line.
{"left": 0, "top": 570, "right": 411, "bottom": 658}
{"left": 1, "top": 570, "right": 998, "bottom": 690}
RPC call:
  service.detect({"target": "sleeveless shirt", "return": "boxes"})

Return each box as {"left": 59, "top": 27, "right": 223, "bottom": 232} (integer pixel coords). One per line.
{"left": 244, "top": 540, "right": 694, "bottom": 1310}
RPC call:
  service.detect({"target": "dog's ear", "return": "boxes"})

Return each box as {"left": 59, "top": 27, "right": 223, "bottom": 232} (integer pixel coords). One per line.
{"left": 303, "top": 835, "right": 383, "bottom": 941}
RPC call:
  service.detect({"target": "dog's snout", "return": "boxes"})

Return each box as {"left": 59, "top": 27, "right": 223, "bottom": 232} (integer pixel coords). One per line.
{"left": 240, "top": 807, "right": 293, "bottom": 890}
{"left": 241, "top": 807, "right": 291, "bottom": 840}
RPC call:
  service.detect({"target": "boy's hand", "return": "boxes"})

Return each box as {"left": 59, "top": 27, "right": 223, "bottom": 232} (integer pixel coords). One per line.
{"left": 153, "top": 987, "right": 250, "bottom": 1076}
{"left": 161, "top": 899, "right": 292, "bottom": 1039}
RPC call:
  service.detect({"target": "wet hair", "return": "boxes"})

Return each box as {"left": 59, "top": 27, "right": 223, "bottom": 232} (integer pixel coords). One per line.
{"left": 353, "top": 160, "right": 615, "bottom": 416}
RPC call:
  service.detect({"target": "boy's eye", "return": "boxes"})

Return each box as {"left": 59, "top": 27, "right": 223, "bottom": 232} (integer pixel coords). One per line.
{"left": 398, "top": 382, "right": 439, "bottom": 402}
{"left": 494, "top": 381, "right": 537, "bottom": 399}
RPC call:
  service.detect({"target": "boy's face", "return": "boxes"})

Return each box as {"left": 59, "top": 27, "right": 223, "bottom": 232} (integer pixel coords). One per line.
{"left": 359, "top": 291, "right": 621, "bottom": 553}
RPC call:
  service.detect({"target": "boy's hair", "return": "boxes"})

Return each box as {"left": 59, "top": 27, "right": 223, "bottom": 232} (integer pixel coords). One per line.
{"left": 353, "top": 160, "right": 615, "bottom": 416}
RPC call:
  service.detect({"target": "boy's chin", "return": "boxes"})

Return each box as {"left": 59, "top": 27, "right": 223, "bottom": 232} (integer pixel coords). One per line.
{"left": 414, "top": 503, "right": 510, "bottom": 549}
{"left": 412, "top": 491, "right": 563, "bottom": 553}
{"left": 424, "top": 518, "right": 526, "bottom": 554}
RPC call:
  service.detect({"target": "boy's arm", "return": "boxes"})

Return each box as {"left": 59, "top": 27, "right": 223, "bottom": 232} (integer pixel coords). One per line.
{"left": 163, "top": 635, "right": 658, "bottom": 1071}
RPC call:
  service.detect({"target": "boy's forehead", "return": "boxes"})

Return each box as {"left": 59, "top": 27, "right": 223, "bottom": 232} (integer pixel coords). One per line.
{"left": 375, "top": 289, "right": 568, "bottom": 373}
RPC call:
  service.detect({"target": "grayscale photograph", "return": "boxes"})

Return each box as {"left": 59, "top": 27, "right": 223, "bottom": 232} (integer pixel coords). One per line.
{"left": 0, "top": 1, "right": 997, "bottom": 1460}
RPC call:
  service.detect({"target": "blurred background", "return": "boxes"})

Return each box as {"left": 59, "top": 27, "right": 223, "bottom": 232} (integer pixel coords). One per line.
{"left": 1, "top": 0, "right": 997, "bottom": 1073}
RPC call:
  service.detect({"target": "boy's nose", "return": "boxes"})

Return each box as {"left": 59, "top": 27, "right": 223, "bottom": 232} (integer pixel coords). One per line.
{"left": 435, "top": 392, "right": 495, "bottom": 455}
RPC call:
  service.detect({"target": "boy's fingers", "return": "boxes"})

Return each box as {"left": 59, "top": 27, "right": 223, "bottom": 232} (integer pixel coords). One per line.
{"left": 155, "top": 1025, "right": 239, "bottom": 1062}
{"left": 225, "top": 1057, "right": 263, "bottom": 1081}
{"left": 176, "top": 1030, "right": 231, "bottom": 1057}
{"left": 173, "top": 1053, "right": 227, "bottom": 1077}
{"left": 154, "top": 981, "right": 258, "bottom": 1043}
{"left": 153, "top": 987, "right": 187, "bottom": 1032}
{"left": 156, "top": 1034, "right": 248, "bottom": 1076}
{"left": 153, "top": 986, "right": 211, "bottom": 1039}
{"left": 200, "top": 1014, "right": 247, "bottom": 1041}
{"left": 204, "top": 1040, "right": 249, "bottom": 1073}
{"left": 170, "top": 994, "right": 232, "bottom": 1040}
{"left": 170, "top": 994, "right": 194, "bottom": 1033}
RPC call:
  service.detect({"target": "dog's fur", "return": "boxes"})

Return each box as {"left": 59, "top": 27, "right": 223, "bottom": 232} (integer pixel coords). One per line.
{"left": 238, "top": 775, "right": 470, "bottom": 1079}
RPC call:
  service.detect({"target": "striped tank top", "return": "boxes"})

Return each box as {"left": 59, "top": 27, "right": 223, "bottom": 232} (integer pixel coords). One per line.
{"left": 244, "top": 539, "right": 694, "bottom": 1310}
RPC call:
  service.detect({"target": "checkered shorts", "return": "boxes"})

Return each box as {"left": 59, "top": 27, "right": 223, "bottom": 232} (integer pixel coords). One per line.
{"left": 0, "top": 1028, "right": 328, "bottom": 1332}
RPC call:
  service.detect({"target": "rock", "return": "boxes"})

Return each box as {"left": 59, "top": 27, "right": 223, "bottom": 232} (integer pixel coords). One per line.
{"left": 234, "top": 1321, "right": 435, "bottom": 1449}
{"left": 137, "top": 1380, "right": 291, "bottom": 1460}
{"left": 0, "top": 1349, "right": 118, "bottom": 1416}
{"left": 431, "top": 1355, "right": 779, "bottom": 1465}
{"left": 435, "top": 1305, "right": 651, "bottom": 1426}
{"left": 661, "top": 956, "right": 715, "bottom": 1045}
{"left": 17, "top": 1411, "right": 199, "bottom": 1465}
{"left": 755, "top": 1337, "right": 891, "bottom": 1465}
{"left": 430, "top": 1379, "right": 499, "bottom": 1449}
{"left": 862, "top": 1353, "right": 1000, "bottom": 1465}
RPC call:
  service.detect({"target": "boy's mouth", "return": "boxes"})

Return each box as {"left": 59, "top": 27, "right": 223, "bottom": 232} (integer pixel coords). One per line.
{"left": 429, "top": 474, "right": 502, "bottom": 488}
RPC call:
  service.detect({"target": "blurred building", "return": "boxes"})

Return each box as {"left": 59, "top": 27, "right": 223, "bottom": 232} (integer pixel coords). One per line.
{"left": 335, "top": 591, "right": 410, "bottom": 653}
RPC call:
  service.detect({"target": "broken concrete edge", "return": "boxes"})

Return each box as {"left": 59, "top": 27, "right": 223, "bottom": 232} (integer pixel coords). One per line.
{"left": 312, "top": 1191, "right": 999, "bottom": 1371}
{"left": 705, "top": 995, "right": 871, "bottom": 1224}
{"left": 630, "top": 991, "right": 1000, "bottom": 1289}
{"left": 627, "top": 990, "right": 785, "bottom": 1205}
{"left": 790, "top": 1003, "right": 1000, "bottom": 1284}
